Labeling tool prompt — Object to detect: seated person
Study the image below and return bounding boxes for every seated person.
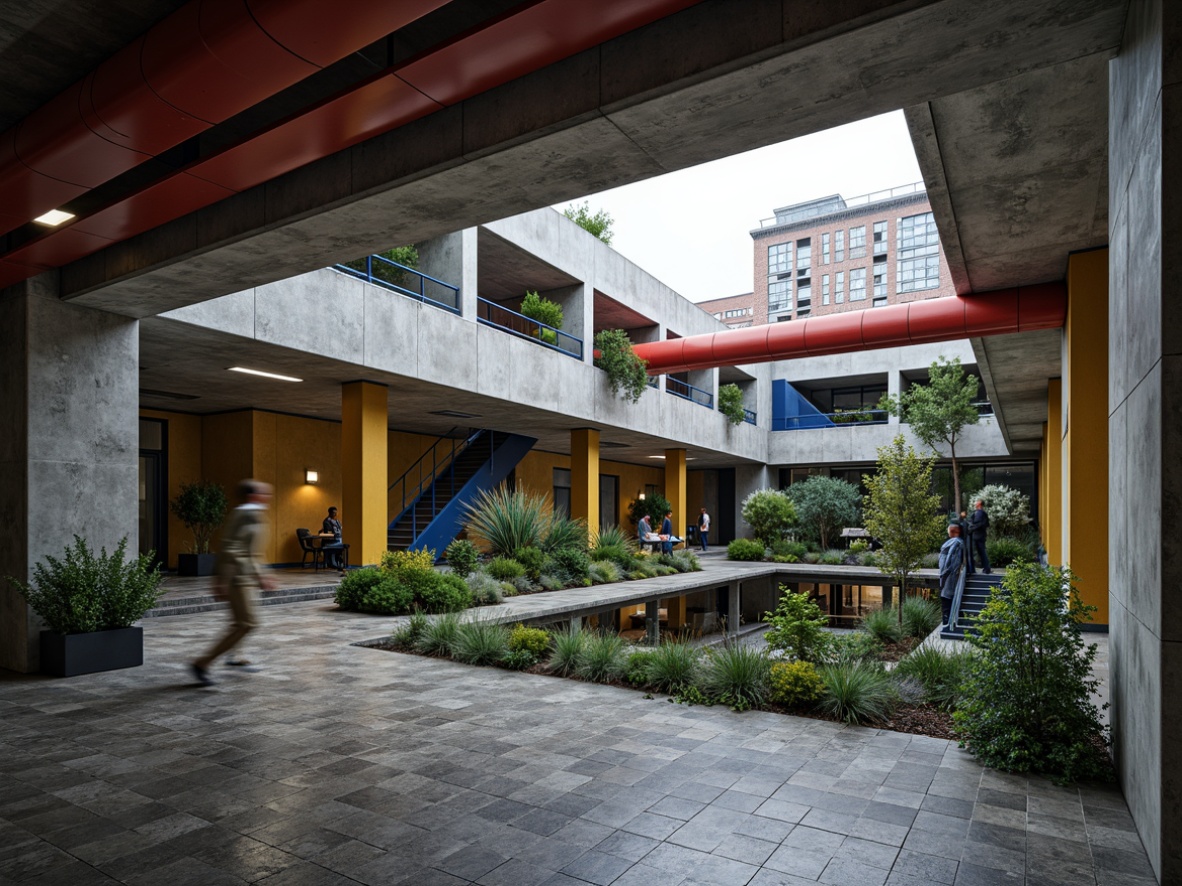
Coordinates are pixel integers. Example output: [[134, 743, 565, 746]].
[[321, 506, 346, 570], [638, 514, 653, 548]]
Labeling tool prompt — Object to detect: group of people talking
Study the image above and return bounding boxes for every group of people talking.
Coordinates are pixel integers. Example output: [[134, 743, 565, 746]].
[[937, 499, 991, 625]]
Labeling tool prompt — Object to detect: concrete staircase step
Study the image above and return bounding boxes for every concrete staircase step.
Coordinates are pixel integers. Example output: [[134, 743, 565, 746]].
[[145, 585, 339, 618]]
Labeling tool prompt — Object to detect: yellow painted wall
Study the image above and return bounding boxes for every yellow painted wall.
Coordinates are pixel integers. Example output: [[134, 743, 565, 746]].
[[140, 409, 202, 569], [515, 450, 664, 530], [201, 411, 254, 556], [272, 413, 342, 564], [342, 382, 389, 567], [1063, 250, 1108, 622]]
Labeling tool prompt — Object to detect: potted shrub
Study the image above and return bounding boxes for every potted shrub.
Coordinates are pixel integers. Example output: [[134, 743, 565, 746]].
[[718, 383, 746, 425], [521, 290, 564, 345], [9, 536, 164, 677], [170, 481, 228, 575]]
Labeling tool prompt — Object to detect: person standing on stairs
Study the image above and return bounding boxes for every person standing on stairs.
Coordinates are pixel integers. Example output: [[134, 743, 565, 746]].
[[967, 499, 991, 574], [938, 523, 965, 626]]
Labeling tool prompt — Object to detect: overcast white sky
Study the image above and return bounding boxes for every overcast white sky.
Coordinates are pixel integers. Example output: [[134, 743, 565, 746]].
[[554, 110, 922, 304]]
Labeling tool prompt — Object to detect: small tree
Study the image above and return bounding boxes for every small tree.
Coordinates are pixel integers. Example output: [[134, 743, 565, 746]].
[[627, 492, 672, 532], [787, 476, 861, 550], [863, 436, 943, 619], [563, 201, 614, 244], [879, 356, 980, 513], [764, 586, 830, 662], [741, 489, 797, 547], [521, 290, 564, 345], [594, 329, 649, 403], [717, 383, 746, 425], [169, 481, 228, 554], [954, 563, 1110, 784]]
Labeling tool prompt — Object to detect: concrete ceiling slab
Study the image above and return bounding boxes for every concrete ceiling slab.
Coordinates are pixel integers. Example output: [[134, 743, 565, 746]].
[[476, 229, 581, 301], [971, 329, 1062, 453]]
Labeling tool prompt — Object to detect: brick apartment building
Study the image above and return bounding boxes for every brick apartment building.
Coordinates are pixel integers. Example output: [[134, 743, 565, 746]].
[[701, 182, 956, 326]]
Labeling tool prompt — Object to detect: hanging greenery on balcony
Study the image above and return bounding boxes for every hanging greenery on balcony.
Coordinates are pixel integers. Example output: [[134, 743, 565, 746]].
[[521, 291, 564, 345], [718, 383, 746, 424], [594, 329, 649, 403]]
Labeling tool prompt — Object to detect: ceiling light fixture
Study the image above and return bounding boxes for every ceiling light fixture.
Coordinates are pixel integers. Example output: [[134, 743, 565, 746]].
[[33, 209, 75, 226], [228, 366, 302, 382]]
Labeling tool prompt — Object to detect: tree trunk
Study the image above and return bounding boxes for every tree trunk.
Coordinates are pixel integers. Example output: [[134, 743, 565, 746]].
[[950, 441, 961, 515]]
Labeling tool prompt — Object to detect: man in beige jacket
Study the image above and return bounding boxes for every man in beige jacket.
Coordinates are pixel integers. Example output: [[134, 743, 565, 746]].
[[191, 479, 274, 686]]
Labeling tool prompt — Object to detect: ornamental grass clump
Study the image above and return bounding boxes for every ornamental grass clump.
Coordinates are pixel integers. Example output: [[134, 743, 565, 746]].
[[451, 619, 509, 666], [416, 612, 462, 657], [645, 641, 701, 694], [894, 644, 974, 711], [549, 628, 587, 677], [390, 611, 430, 649], [953, 563, 1110, 784], [699, 644, 771, 711], [901, 595, 941, 638], [487, 556, 526, 581], [577, 633, 626, 683], [589, 561, 622, 585], [466, 570, 504, 606], [463, 486, 549, 555], [860, 607, 903, 644], [816, 661, 897, 724]]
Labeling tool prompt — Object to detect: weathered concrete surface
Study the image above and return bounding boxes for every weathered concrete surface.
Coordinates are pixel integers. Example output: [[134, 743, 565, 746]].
[[970, 328, 1064, 454]]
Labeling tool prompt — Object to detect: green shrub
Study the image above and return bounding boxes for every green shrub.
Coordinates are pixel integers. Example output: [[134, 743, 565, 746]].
[[817, 662, 897, 724], [770, 539, 808, 560], [741, 489, 797, 547], [549, 628, 586, 676], [502, 649, 539, 670], [381, 547, 436, 573], [508, 624, 550, 657], [769, 661, 825, 707], [849, 540, 870, 555], [466, 570, 504, 606], [964, 483, 1032, 536], [577, 633, 626, 683], [802, 551, 822, 564], [645, 641, 700, 694], [699, 645, 771, 711], [825, 632, 884, 666], [543, 547, 591, 584], [499, 581, 519, 597], [624, 651, 652, 686], [445, 539, 479, 578], [463, 486, 549, 555], [169, 481, 228, 554], [986, 535, 1037, 568], [360, 577, 413, 614], [818, 549, 845, 566], [452, 620, 509, 666], [763, 587, 829, 662], [417, 613, 461, 656], [718, 383, 746, 425], [670, 550, 702, 572], [539, 573, 565, 591], [334, 567, 382, 610], [894, 645, 974, 711], [860, 608, 903, 644], [590, 542, 631, 564], [511, 575, 535, 595], [406, 571, 469, 613], [954, 563, 1109, 784], [589, 561, 622, 585], [390, 611, 429, 649], [11, 535, 163, 634], [727, 538, 766, 561], [487, 556, 526, 581], [512, 545, 545, 579], [542, 515, 588, 554], [594, 328, 649, 403], [521, 290, 564, 330], [857, 550, 879, 567], [901, 596, 941, 638]]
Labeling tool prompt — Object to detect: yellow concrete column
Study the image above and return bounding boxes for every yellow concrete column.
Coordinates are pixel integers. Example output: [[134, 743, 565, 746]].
[[571, 428, 600, 534], [1063, 250, 1108, 622], [342, 382, 389, 567], [1045, 378, 1063, 567], [665, 448, 688, 629]]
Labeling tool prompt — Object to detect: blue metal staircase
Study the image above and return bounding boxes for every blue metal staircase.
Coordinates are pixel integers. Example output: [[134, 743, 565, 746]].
[[387, 429, 535, 555], [941, 572, 1005, 640]]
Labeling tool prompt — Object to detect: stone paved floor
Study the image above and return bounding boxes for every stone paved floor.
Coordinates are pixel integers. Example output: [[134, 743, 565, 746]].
[[0, 602, 1154, 886]]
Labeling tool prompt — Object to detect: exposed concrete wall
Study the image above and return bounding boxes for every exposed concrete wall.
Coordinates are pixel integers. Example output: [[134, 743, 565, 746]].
[[1108, 0, 1181, 879], [767, 417, 1007, 466], [0, 276, 138, 673], [734, 464, 771, 542]]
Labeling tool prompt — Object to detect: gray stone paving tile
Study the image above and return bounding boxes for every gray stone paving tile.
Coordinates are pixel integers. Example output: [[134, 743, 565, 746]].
[[436, 843, 509, 881], [849, 816, 910, 848], [820, 855, 890, 885], [647, 795, 707, 821], [712, 789, 764, 813], [763, 844, 833, 879], [891, 848, 959, 884], [752, 798, 809, 824], [549, 817, 616, 848], [515, 836, 589, 871], [959, 839, 1025, 874], [476, 856, 556, 886], [733, 814, 794, 844], [609, 862, 689, 886], [953, 860, 1024, 884], [748, 869, 821, 886], [834, 835, 900, 869], [620, 811, 682, 840], [711, 832, 779, 865], [254, 859, 365, 884], [797, 806, 858, 835], [595, 829, 661, 862], [1092, 844, 1157, 880], [125, 854, 247, 886], [559, 848, 634, 885]]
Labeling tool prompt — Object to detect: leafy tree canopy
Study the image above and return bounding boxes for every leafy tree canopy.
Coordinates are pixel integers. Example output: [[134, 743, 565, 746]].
[[563, 202, 615, 244], [741, 489, 797, 547], [787, 476, 862, 550]]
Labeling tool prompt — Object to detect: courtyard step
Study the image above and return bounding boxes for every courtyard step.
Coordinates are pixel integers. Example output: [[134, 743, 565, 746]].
[[144, 584, 339, 618], [940, 572, 1005, 640]]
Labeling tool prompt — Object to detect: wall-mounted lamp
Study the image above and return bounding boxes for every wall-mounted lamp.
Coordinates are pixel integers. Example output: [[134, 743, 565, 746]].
[[305, 470, 319, 484], [638, 492, 646, 501]]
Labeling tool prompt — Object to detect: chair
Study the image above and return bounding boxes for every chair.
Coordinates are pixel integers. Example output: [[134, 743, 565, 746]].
[[296, 529, 323, 570]]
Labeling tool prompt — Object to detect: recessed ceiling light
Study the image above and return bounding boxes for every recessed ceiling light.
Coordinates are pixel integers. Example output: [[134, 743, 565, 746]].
[[33, 209, 75, 226], [646, 455, 696, 461], [228, 366, 302, 382], [430, 409, 482, 418]]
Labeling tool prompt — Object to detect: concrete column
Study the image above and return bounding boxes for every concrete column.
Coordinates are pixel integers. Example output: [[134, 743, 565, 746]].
[[416, 228, 478, 320], [569, 616, 582, 634], [1107, 3, 1181, 876], [665, 448, 687, 543], [728, 581, 741, 637], [342, 381, 388, 567], [887, 370, 902, 425], [0, 276, 139, 673], [543, 283, 590, 364], [645, 599, 660, 646], [1045, 378, 1063, 565], [734, 464, 770, 538], [1063, 250, 1109, 623], [571, 428, 599, 534]]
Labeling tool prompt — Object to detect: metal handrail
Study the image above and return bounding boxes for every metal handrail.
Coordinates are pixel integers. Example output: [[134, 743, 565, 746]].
[[388, 429, 485, 541], [947, 550, 969, 633], [743, 408, 757, 425], [334, 254, 460, 314], [666, 377, 713, 408], [774, 409, 888, 430], [476, 297, 583, 359], [647, 375, 659, 388]]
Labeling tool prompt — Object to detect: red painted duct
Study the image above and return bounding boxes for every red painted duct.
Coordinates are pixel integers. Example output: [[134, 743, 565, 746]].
[[0, 0, 452, 237], [632, 283, 1067, 373]]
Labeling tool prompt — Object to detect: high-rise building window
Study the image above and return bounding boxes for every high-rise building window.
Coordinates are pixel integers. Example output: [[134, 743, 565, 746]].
[[897, 211, 940, 292], [835, 230, 845, 262], [873, 220, 889, 256], [850, 267, 867, 300], [768, 279, 792, 313], [796, 238, 811, 278], [873, 259, 888, 305], [797, 281, 811, 310], [768, 241, 793, 275], [821, 233, 830, 265], [821, 274, 830, 306], [835, 271, 845, 304], [849, 226, 867, 259]]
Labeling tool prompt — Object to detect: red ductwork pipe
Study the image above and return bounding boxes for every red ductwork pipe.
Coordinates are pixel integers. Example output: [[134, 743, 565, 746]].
[[632, 283, 1067, 374], [0, 0, 451, 237]]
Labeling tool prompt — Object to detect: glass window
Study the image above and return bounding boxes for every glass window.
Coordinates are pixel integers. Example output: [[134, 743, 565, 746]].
[[873, 220, 888, 256], [796, 281, 811, 309], [873, 259, 888, 304], [850, 267, 867, 301], [796, 238, 811, 277], [821, 232, 830, 265], [768, 279, 792, 313], [849, 225, 866, 259], [834, 229, 844, 262], [553, 468, 571, 518], [821, 274, 830, 306], [835, 271, 845, 304], [768, 241, 793, 275], [896, 212, 940, 292]]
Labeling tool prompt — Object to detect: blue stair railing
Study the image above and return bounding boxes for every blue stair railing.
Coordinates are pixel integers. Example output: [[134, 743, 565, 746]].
[[335, 254, 461, 314], [666, 377, 714, 408], [946, 556, 970, 635], [388, 429, 482, 541], [476, 297, 583, 359]]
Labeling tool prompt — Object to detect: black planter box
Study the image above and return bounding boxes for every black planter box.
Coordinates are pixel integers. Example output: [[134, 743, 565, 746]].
[[178, 553, 217, 576], [40, 627, 144, 677]]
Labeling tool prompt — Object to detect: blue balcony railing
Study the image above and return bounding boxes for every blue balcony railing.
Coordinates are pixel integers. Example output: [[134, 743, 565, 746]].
[[647, 375, 659, 389], [476, 297, 583, 360], [743, 408, 757, 425], [334, 255, 460, 314], [666, 377, 713, 409], [775, 408, 888, 430]]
